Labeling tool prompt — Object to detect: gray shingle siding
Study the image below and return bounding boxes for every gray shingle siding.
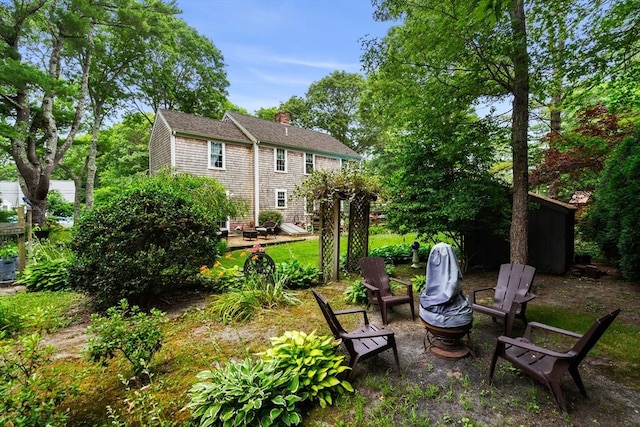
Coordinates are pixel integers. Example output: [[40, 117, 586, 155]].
[[149, 113, 172, 173], [149, 109, 360, 226]]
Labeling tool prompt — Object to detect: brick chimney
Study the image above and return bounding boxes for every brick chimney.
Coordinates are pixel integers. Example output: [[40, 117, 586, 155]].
[[274, 111, 291, 125]]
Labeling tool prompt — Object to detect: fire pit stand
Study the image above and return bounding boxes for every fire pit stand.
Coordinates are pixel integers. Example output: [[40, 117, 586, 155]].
[[421, 320, 475, 359]]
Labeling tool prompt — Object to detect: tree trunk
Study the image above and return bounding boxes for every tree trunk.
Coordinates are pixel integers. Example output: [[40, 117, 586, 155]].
[[509, 0, 530, 265], [86, 101, 103, 211]]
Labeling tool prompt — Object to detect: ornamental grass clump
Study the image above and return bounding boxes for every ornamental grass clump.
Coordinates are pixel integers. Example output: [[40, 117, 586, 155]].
[[261, 330, 354, 407], [210, 272, 300, 324]]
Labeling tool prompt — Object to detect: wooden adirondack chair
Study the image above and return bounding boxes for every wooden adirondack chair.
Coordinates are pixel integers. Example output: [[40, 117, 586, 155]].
[[311, 289, 400, 378], [469, 263, 536, 335], [489, 308, 620, 413], [359, 257, 415, 325]]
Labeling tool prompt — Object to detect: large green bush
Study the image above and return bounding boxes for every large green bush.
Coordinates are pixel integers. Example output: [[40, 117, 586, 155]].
[[258, 209, 283, 225], [585, 131, 640, 281], [68, 173, 245, 309]]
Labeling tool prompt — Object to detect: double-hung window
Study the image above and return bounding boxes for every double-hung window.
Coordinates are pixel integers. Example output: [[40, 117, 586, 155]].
[[209, 141, 225, 169], [275, 148, 287, 172], [304, 153, 315, 175], [275, 189, 287, 208]]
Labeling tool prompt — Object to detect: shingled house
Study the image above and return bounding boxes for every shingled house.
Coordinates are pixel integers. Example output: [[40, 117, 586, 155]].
[[149, 109, 360, 231]]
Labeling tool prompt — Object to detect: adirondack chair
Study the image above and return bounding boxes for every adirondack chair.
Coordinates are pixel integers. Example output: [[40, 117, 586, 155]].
[[311, 289, 400, 378], [359, 257, 415, 325], [489, 308, 620, 413], [469, 263, 536, 335]]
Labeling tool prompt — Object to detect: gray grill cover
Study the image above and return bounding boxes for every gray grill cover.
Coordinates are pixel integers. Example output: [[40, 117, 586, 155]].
[[419, 243, 473, 327]]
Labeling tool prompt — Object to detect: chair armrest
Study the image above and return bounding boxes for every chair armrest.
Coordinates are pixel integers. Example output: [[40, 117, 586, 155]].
[[524, 321, 583, 340], [497, 335, 578, 359], [362, 282, 379, 293], [342, 329, 395, 340], [334, 307, 369, 324], [471, 304, 507, 319], [334, 307, 366, 316]]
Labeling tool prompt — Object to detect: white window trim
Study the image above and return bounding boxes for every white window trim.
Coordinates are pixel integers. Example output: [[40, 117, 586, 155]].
[[304, 152, 315, 175], [274, 148, 288, 173], [304, 197, 315, 215], [275, 189, 288, 209], [208, 140, 226, 170]]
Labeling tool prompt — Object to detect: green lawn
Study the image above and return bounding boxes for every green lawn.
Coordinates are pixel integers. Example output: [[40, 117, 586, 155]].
[[217, 233, 422, 269]]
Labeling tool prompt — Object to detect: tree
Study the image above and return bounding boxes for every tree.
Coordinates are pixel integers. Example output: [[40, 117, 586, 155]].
[[366, 0, 531, 263], [530, 104, 634, 199], [0, 0, 96, 224], [130, 16, 229, 120], [585, 130, 640, 281], [278, 72, 382, 153]]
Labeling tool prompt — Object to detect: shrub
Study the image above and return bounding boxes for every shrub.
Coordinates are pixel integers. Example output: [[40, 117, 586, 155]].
[[187, 358, 302, 427], [585, 131, 640, 280], [0, 333, 76, 427], [68, 173, 238, 309], [261, 330, 353, 407], [258, 209, 283, 226], [275, 259, 320, 289], [86, 299, 166, 382], [46, 190, 74, 217]]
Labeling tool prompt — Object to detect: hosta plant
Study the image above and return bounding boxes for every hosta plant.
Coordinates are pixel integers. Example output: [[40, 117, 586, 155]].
[[411, 274, 427, 294], [187, 358, 302, 427], [343, 279, 368, 305], [274, 259, 319, 289], [261, 330, 353, 407]]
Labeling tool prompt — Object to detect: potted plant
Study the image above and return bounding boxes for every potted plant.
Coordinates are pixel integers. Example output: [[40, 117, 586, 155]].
[[0, 242, 18, 281]]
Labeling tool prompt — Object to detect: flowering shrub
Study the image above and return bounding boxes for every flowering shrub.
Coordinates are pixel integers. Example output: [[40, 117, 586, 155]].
[[198, 252, 246, 292]]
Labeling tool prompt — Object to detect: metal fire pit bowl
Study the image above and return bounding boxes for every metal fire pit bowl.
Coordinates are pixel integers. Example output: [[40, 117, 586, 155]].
[[421, 319, 475, 359]]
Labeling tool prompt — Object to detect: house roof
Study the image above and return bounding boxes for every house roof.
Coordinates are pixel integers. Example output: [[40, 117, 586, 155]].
[[528, 192, 577, 211], [224, 111, 361, 159], [158, 109, 252, 144]]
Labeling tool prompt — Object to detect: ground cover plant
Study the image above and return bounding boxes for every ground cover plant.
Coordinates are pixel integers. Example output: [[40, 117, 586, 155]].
[[0, 236, 638, 425]]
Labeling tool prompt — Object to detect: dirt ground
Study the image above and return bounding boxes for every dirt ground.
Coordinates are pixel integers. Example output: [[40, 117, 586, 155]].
[[336, 263, 640, 426], [38, 262, 640, 426]]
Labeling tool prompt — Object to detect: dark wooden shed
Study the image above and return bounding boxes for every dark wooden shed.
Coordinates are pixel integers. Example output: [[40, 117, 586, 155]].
[[464, 192, 577, 275]]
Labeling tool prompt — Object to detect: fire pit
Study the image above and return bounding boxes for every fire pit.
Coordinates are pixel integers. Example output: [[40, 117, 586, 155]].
[[421, 319, 474, 359], [418, 243, 474, 359]]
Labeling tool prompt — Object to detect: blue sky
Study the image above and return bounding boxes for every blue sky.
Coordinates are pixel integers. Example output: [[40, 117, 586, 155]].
[[176, 0, 395, 115]]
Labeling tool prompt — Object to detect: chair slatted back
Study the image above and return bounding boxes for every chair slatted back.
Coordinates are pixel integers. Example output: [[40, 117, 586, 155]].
[[494, 264, 536, 310], [312, 289, 346, 338], [571, 308, 621, 365], [359, 257, 392, 298]]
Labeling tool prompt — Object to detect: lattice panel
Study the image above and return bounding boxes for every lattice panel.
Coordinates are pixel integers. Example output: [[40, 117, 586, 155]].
[[346, 196, 370, 273], [319, 200, 337, 282]]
